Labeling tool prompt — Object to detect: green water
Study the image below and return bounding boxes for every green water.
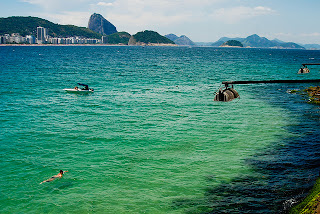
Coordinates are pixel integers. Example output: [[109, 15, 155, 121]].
[[1, 46, 320, 213]]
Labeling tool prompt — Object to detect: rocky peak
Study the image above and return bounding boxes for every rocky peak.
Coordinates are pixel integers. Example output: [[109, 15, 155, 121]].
[[165, 34, 179, 41], [88, 13, 117, 35], [165, 34, 195, 46]]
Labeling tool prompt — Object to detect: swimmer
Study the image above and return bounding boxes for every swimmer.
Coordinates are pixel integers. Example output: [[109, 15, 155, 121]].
[[40, 170, 68, 184]]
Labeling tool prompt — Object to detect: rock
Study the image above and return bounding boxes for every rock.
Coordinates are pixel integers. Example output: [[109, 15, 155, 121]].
[[128, 35, 138, 45], [88, 13, 117, 35]]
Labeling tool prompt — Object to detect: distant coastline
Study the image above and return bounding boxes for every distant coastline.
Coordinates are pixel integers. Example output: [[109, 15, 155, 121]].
[[0, 44, 310, 50]]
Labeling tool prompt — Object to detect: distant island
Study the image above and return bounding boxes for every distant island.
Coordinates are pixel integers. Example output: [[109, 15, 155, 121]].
[[211, 34, 305, 49], [220, 40, 243, 47]]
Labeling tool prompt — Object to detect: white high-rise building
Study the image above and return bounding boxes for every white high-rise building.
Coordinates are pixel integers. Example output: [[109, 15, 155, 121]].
[[37, 26, 47, 44], [26, 35, 36, 44]]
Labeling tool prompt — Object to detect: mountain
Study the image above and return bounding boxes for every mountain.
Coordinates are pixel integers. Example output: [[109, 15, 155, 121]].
[[278, 42, 305, 49], [0, 16, 102, 38], [221, 40, 243, 47], [272, 38, 285, 43], [211, 37, 244, 46], [88, 13, 117, 36], [165, 34, 195, 46], [212, 34, 305, 49], [105, 32, 131, 45], [302, 44, 320, 50], [211, 40, 226, 47], [165, 34, 179, 41], [128, 30, 175, 45], [243, 34, 276, 47]]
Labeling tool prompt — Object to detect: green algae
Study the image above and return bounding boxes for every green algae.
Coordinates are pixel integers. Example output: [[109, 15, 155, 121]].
[[304, 86, 320, 104], [289, 86, 320, 105], [290, 178, 320, 214]]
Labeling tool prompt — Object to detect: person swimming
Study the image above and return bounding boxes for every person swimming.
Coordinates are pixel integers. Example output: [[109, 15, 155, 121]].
[[40, 170, 68, 184]]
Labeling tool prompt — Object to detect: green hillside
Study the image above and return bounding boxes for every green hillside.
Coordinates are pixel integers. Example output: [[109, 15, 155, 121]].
[[0, 16, 102, 39], [221, 40, 243, 47], [131, 30, 175, 44], [106, 32, 131, 44]]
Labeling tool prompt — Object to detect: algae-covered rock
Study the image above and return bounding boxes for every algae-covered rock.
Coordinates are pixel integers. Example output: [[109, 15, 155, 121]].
[[290, 178, 320, 214], [304, 86, 320, 104]]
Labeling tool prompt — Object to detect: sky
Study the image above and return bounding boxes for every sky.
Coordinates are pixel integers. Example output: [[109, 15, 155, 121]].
[[1, 0, 320, 44]]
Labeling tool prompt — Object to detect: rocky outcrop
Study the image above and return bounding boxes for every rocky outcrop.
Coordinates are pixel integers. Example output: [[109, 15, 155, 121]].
[[87, 13, 117, 35], [128, 35, 138, 45]]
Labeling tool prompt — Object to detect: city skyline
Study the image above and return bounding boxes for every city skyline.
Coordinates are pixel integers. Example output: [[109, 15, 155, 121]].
[[1, 0, 320, 44], [0, 24, 104, 45]]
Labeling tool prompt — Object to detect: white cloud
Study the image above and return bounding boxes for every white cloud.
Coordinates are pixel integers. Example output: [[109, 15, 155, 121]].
[[97, 2, 113, 7], [19, 0, 278, 41], [21, 0, 201, 27], [44, 11, 92, 26], [301, 32, 320, 37], [21, 0, 97, 11], [212, 6, 276, 24], [20, 0, 228, 29], [21, 0, 51, 9]]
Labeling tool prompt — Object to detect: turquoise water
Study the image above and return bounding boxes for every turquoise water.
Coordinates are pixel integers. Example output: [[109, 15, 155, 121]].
[[1, 46, 320, 213]]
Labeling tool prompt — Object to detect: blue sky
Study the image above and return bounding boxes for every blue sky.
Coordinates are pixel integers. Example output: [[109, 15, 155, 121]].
[[1, 0, 320, 44]]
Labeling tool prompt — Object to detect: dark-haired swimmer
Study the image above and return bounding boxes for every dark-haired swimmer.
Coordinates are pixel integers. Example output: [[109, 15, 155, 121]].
[[40, 170, 68, 184]]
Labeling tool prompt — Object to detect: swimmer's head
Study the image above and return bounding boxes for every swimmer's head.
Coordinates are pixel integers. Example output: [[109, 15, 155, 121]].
[[60, 170, 63, 174]]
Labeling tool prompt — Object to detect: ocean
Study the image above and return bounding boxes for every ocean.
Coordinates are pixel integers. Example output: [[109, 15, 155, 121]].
[[1, 46, 320, 213]]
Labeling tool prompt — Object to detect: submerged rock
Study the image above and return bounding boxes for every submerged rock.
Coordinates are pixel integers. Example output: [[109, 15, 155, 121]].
[[304, 86, 320, 104], [287, 86, 320, 104]]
